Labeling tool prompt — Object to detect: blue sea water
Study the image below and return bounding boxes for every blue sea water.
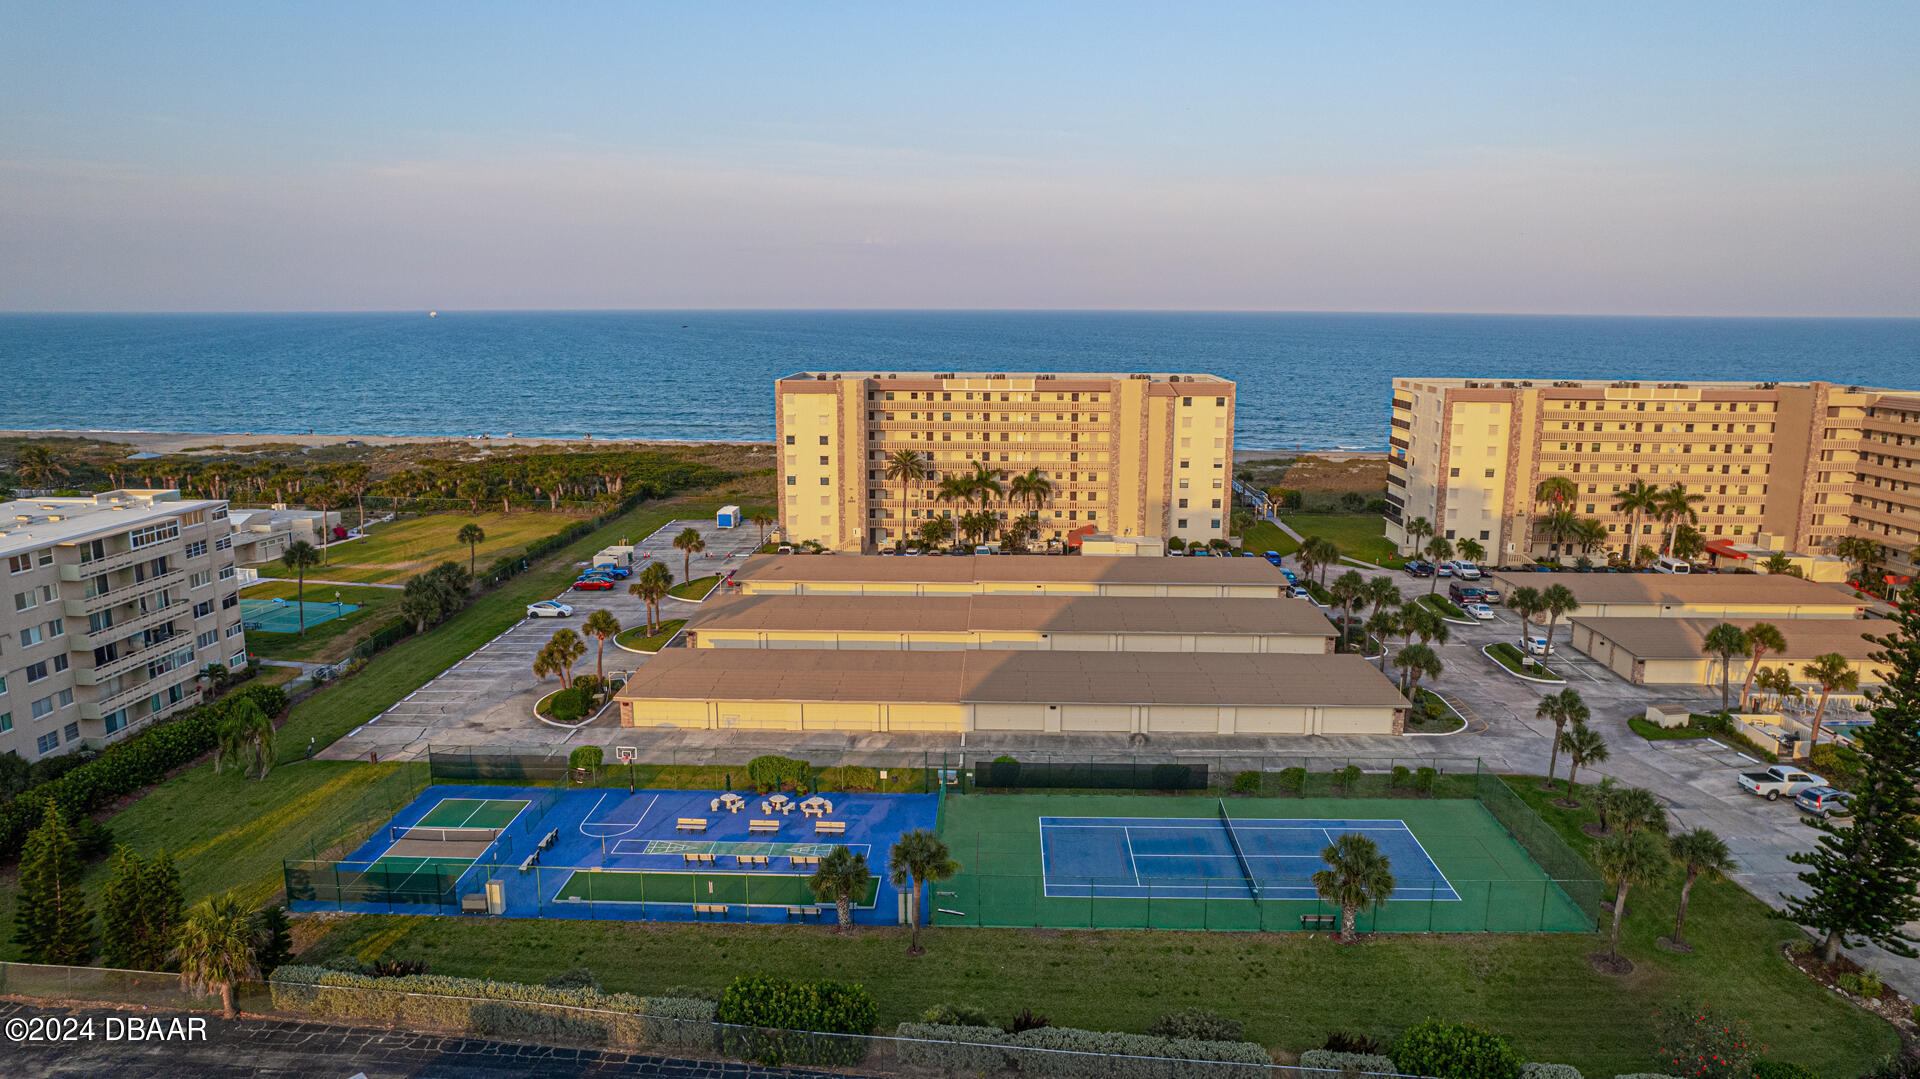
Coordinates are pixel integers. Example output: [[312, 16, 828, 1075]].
[[2, 311, 1916, 450]]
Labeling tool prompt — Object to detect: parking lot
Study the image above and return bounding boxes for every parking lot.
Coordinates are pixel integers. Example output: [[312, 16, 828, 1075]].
[[319, 517, 763, 762]]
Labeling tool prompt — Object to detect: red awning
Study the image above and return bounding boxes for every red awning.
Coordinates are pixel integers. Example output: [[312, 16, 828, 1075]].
[[1704, 540, 1747, 560]]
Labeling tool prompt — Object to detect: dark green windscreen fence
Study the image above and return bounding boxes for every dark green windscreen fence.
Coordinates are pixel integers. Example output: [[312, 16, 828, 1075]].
[[973, 759, 1210, 790], [428, 746, 570, 782]]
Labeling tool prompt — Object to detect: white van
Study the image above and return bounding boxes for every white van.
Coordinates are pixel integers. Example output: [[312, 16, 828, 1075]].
[[1652, 556, 1691, 574]]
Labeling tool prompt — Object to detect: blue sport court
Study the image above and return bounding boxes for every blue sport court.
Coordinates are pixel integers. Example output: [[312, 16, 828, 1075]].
[[1040, 812, 1458, 902]]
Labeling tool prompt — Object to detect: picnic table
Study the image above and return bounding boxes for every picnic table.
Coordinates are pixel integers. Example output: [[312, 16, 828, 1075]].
[[800, 796, 834, 818]]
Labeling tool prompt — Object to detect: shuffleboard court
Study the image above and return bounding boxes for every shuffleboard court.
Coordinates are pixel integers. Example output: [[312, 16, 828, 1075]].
[[615, 839, 863, 859], [555, 868, 880, 907]]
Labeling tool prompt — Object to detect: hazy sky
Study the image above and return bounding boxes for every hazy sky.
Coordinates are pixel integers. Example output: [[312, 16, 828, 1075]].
[[3, 2, 1917, 314]]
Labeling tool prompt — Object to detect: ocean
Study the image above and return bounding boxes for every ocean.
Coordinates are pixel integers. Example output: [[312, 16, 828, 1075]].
[[3, 311, 1916, 450]]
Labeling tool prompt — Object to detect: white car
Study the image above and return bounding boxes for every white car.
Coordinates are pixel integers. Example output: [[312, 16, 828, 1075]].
[[1467, 602, 1495, 620], [1444, 560, 1483, 580], [1524, 633, 1553, 655], [526, 600, 574, 618]]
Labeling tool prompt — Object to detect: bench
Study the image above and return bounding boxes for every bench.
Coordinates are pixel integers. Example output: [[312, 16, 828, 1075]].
[[682, 852, 717, 866], [786, 905, 823, 921], [1300, 913, 1338, 930], [789, 855, 819, 869], [738, 854, 770, 868], [676, 818, 708, 833], [460, 893, 488, 914], [694, 903, 728, 919], [814, 820, 846, 836], [540, 829, 558, 851], [748, 819, 780, 834], [519, 853, 538, 874]]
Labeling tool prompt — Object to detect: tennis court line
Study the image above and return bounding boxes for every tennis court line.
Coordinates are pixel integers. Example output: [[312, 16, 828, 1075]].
[[1123, 827, 1141, 887]]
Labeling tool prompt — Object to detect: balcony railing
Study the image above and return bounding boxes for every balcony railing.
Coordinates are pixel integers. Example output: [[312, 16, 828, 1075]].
[[73, 597, 183, 653], [63, 568, 185, 618], [77, 631, 189, 685], [57, 536, 182, 581]]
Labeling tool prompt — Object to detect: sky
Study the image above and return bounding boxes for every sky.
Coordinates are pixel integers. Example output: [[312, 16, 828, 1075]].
[[2, 1, 1917, 315]]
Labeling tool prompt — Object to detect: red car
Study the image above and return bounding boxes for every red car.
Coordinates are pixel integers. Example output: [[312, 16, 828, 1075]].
[[571, 578, 614, 591]]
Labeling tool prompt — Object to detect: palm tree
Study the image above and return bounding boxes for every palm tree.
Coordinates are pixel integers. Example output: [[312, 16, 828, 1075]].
[[583, 609, 620, 687], [888, 829, 959, 956], [172, 892, 265, 1018], [934, 475, 974, 514], [1610, 481, 1659, 564], [1572, 518, 1608, 556], [456, 523, 486, 576], [1295, 538, 1324, 585], [673, 527, 706, 582], [1701, 623, 1750, 714], [1329, 570, 1367, 652], [1558, 722, 1609, 799], [1760, 552, 1798, 577], [1539, 584, 1579, 654], [1363, 576, 1403, 619], [1535, 509, 1580, 557], [1801, 653, 1860, 746], [808, 846, 872, 932], [1737, 623, 1787, 711], [1008, 467, 1054, 512], [1656, 483, 1705, 557], [1364, 609, 1400, 669], [965, 462, 1004, 508], [1393, 643, 1442, 697], [1593, 829, 1669, 961], [1536, 688, 1590, 788], [1610, 787, 1669, 838], [1004, 512, 1043, 552], [1754, 665, 1804, 714], [1835, 536, 1885, 595], [1455, 537, 1485, 565], [278, 541, 322, 637], [1534, 476, 1578, 554], [1590, 775, 1621, 833], [628, 565, 671, 635], [749, 511, 777, 550], [884, 450, 930, 550], [918, 516, 955, 551], [1507, 586, 1544, 640], [1403, 516, 1434, 558], [1423, 537, 1454, 595], [1667, 828, 1735, 950], [306, 485, 341, 564], [14, 445, 69, 489], [1304, 537, 1341, 586], [534, 628, 588, 687], [1311, 833, 1397, 943], [213, 698, 275, 780]]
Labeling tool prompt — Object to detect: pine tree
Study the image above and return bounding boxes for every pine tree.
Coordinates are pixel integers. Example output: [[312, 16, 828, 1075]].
[[12, 806, 94, 964], [254, 905, 293, 975], [1784, 583, 1920, 962], [142, 850, 186, 970], [99, 846, 146, 968]]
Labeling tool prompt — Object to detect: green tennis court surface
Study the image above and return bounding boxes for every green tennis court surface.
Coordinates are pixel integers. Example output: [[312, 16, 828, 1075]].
[[237, 597, 360, 633], [416, 797, 528, 830], [556, 869, 879, 907], [617, 839, 858, 858]]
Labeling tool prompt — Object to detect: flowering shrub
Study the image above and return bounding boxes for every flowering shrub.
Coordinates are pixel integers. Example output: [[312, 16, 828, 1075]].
[[1652, 1003, 1761, 1079]]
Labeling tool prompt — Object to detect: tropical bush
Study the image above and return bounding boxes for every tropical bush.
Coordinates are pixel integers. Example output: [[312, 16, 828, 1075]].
[[1652, 1003, 1758, 1079], [1231, 770, 1261, 795], [919, 1003, 995, 1027], [715, 973, 876, 1066], [1299, 1048, 1397, 1072], [1390, 1018, 1525, 1079], [568, 746, 603, 771], [1415, 766, 1438, 795], [1146, 1009, 1242, 1042], [1390, 765, 1412, 789], [544, 967, 602, 992], [1278, 767, 1306, 796], [545, 687, 590, 723], [746, 755, 811, 794]]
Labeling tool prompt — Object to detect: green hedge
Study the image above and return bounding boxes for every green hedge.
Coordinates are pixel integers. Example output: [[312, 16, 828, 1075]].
[[268, 966, 715, 1050], [746, 755, 810, 794], [893, 1021, 1274, 1078], [1299, 1049, 1397, 1073], [716, 973, 877, 1067], [1391, 1018, 1524, 1079], [1520, 1065, 1585, 1079], [0, 682, 288, 863]]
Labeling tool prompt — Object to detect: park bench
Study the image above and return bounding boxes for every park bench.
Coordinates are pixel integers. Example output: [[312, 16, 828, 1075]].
[[518, 853, 537, 873], [540, 829, 559, 850], [748, 819, 780, 834], [789, 855, 819, 869], [814, 821, 846, 836], [1300, 913, 1338, 930], [460, 893, 487, 914], [694, 904, 728, 919], [676, 818, 708, 833], [738, 854, 770, 867], [786, 906, 823, 921], [682, 853, 716, 866]]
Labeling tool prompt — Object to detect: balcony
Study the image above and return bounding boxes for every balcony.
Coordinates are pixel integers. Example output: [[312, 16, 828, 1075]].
[[77, 629, 190, 685], [57, 536, 182, 581], [73, 597, 182, 652], [64, 568, 185, 618]]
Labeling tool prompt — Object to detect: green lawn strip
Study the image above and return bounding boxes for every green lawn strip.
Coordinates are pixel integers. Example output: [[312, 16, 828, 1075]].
[[1279, 513, 1402, 567], [275, 497, 732, 760], [1406, 688, 1463, 733], [0, 761, 422, 963], [240, 582, 404, 663], [669, 576, 720, 601], [1486, 641, 1564, 681], [1419, 592, 1469, 619], [1627, 715, 1711, 742], [1239, 520, 1298, 558], [266, 510, 598, 584], [554, 869, 874, 907], [614, 619, 687, 652]]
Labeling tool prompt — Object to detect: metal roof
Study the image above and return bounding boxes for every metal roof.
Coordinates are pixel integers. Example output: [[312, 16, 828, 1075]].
[[685, 593, 1333, 637], [733, 553, 1287, 586]]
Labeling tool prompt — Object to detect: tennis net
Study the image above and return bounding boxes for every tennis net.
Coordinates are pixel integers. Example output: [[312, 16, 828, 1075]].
[[1217, 799, 1260, 899], [391, 825, 503, 844]]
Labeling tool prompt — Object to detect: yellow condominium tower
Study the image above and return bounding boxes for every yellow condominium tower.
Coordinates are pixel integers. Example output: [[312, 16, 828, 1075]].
[[775, 371, 1236, 552], [1387, 378, 1920, 578]]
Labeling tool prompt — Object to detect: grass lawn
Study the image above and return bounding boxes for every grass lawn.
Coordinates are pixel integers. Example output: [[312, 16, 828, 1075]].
[[240, 580, 404, 663], [295, 777, 1896, 1076], [1486, 641, 1564, 682], [669, 575, 720, 601], [614, 619, 686, 652], [1240, 520, 1298, 559], [1280, 513, 1401, 567], [257, 510, 593, 584], [1419, 592, 1470, 620], [1628, 716, 1713, 742]]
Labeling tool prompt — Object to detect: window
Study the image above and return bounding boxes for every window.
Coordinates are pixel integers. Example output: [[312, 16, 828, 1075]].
[[818, 477, 829, 486], [13, 590, 35, 612], [210, 506, 227, 521], [0, 712, 9, 732], [36, 732, 58, 755], [52, 655, 67, 674], [189, 570, 211, 589], [184, 539, 208, 558], [1178, 498, 1188, 509], [214, 535, 231, 551], [1479, 530, 1490, 540], [129, 521, 180, 549], [31, 696, 54, 720], [226, 623, 243, 638], [786, 476, 797, 485], [1449, 467, 1460, 477], [197, 630, 219, 648], [57, 689, 72, 709], [103, 709, 126, 735], [1176, 519, 1188, 529], [19, 626, 43, 648], [220, 593, 238, 610], [193, 600, 214, 618], [818, 435, 829, 445], [45, 619, 62, 639], [6, 554, 31, 574], [1484, 469, 1495, 478], [818, 456, 829, 465], [25, 661, 48, 683]]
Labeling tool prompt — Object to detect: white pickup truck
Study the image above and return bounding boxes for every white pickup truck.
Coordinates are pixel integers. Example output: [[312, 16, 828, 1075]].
[[1738, 765, 1827, 801]]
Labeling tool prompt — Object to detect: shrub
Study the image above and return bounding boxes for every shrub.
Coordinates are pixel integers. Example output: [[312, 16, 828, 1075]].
[[1786, 937, 1813, 957], [1004, 1025, 1273, 1078], [919, 1003, 994, 1027], [715, 973, 876, 1067], [1652, 1003, 1758, 1079], [1167, 537, 1186, 552], [1146, 1009, 1242, 1042], [1836, 971, 1884, 999], [1005, 1007, 1051, 1033], [1390, 1018, 1524, 1079], [895, 1023, 1014, 1074], [745, 756, 811, 795], [1231, 770, 1261, 795], [1751, 1062, 1820, 1079], [1300, 1049, 1397, 1073], [546, 687, 590, 723], [1390, 765, 1411, 790], [1520, 1065, 1584, 1079], [369, 959, 430, 978], [70, 816, 115, 861], [1414, 766, 1437, 795], [269, 966, 716, 1050], [1808, 743, 1864, 791], [1334, 765, 1363, 792], [1278, 767, 1306, 796], [1323, 1032, 1383, 1054], [568, 746, 603, 771], [544, 967, 601, 992]]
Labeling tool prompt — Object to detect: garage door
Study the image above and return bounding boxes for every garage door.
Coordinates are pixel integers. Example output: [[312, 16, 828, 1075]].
[[1193, 636, 1253, 653], [1060, 705, 1131, 732], [802, 704, 881, 731], [1320, 708, 1395, 735], [887, 704, 965, 732], [1232, 707, 1311, 734], [971, 703, 1044, 731], [1145, 706, 1219, 733]]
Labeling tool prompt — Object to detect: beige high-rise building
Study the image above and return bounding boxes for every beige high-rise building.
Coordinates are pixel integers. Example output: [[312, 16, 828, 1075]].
[[775, 371, 1235, 552], [0, 490, 247, 761], [1386, 378, 1920, 579]]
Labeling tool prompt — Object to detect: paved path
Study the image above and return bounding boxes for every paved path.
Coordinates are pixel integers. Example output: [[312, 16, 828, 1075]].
[[3, 1002, 839, 1079]]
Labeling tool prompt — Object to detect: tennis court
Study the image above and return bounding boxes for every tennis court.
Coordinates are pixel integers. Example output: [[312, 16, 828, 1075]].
[[238, 596, 359, 633]]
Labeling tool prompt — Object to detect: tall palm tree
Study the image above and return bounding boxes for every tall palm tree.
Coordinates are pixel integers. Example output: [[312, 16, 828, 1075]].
[[918, 516, 955, 551], [672, 527, 706, 582], [1801, 653, 1860, 746], [1329, 570, 1368, 652], [14, 445, 69, 489], [1533, 477, 1578, 555], [1835, 536, 1885, 595], [1754, 665, 1804, 714], [1536, 509, 1580, 556], [1507, 585, 1544, 641], [889, 829, 960, 956], [807, 846, 873, 932], [1455, 538, 1485, 565], [306, 485, 342, 564], [1364, 609, 1400, 669], [456, 523, 486, 576], [214, 698, 276, 780], [1667, 828, 1735, 950], [749, 511, 777, 550], [1305, 537, 1340, 586], [1538, 583, 1579, 654], [1311, 833, 1397, 943], [629, 563, 672, 635], [1656, 483, 1705, 557], [1363, 575, 1403, 619], [279, 541, 322, 637], [1393, 643, 1442, 697], [965, 462, 1004, 508], [1610, 787, 1669, 838], [1536, 688, 1590, 789], [1610, 480, 1659, 564], [1760, 552, 1798, 577], [884, 450, 930, 550], [1572, 518, 1608, 555], [534, 628, 588, 687], [1701, 623, 1750, 714], [1737, 623, 1787, 712], [1559, 723, 1609, 799], [934, 475, 974, 513], [583, 609, 621, 687], [1423, 537, 1454, 594], [1008, 467, 1054, 512], [1403, 516, 1434, 559], [1593, 830, 1669, 961], [172, 892, 265, 1018]]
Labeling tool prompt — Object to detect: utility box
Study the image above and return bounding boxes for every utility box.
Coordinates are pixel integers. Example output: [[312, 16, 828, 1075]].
[[717, 505, 741, 528], [485, 878, 506, 915]]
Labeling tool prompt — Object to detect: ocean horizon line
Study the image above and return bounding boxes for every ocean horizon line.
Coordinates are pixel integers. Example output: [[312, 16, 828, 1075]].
[[3, 308, 1918, 321]]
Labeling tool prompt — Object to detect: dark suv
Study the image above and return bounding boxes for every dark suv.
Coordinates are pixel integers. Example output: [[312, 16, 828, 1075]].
[[1404, 560, 1434, 578]]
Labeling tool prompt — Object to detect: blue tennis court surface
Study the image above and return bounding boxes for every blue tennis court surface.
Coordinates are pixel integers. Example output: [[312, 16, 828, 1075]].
[[1040, 815, 1459, 901]]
